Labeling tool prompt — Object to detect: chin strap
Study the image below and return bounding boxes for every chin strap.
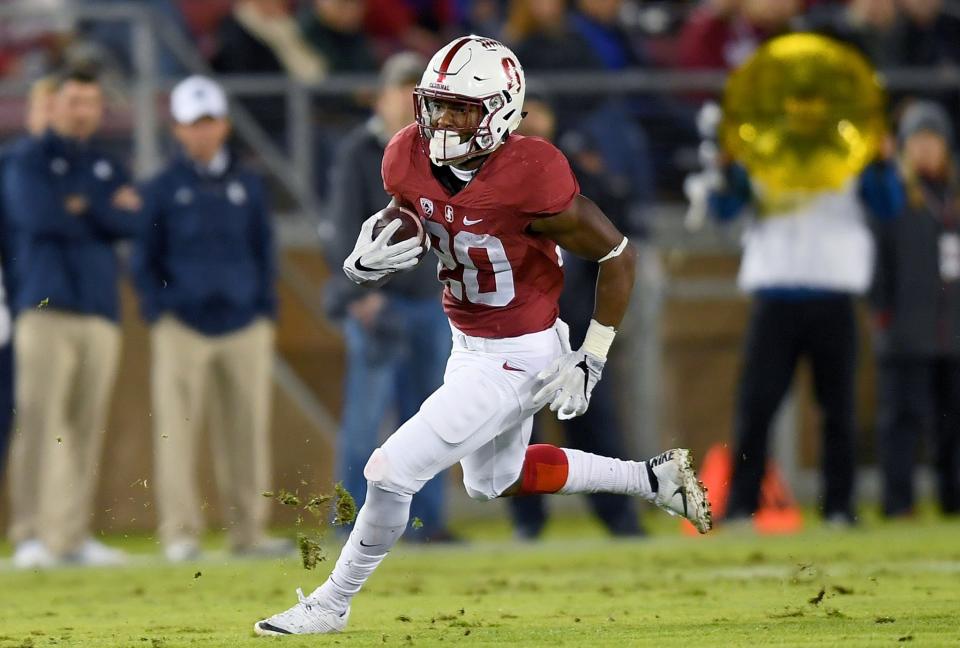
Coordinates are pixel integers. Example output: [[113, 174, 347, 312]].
[[429, 129, 473, 165]]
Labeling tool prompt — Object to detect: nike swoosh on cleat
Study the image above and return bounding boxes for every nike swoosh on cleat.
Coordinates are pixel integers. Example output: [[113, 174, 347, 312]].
[[463, 217, 483, 226], [673, 486, 688, 517], [358, 539, 382, 548], [502, 361, 524, 372], [257, 622, 292, 635]]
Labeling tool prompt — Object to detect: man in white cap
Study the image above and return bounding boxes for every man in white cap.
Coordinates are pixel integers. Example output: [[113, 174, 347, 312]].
[[133, 75, 288, 562]]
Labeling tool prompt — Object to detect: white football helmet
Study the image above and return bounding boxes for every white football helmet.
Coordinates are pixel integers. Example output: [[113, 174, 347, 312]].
[[414, 35, 526, 166]]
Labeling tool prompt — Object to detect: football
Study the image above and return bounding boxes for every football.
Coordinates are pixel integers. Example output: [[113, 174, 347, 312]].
[[372, 205, 428, 261]]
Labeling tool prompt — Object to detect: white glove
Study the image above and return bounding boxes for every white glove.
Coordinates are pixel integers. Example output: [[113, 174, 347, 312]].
[[533, 320, 606, 420], [343, 214, 425, 284]]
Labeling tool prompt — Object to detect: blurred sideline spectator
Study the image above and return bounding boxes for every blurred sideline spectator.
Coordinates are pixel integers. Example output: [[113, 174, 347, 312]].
[[322, 53, 458, 543], [3, 68, 141, 568], [799, 0, 901, 67], [898, 0, 960, 67], [211, 0, 326, 145], [504, 0, 602, 72], [705, 115, 904, 526], [133, 76, 287, 562], [508, 95, 644, 539], [459, 0, 505, 36], [363, 0, 458, 58], [0, 77, 55, 480], [871, 100, 960, 518], [571, 0, 649, 69], [0, 0, 74, 79], [300, 0, 378, 74], [177, 0, 233, 60], [299, 0, 382, 196], [559, 0, 695, 195], [677, 0, 800, 70], [76, 0, 190, 77], [0, 252, 8, 481], [573, 100, 654, 217], [212, 0, 326, 81]]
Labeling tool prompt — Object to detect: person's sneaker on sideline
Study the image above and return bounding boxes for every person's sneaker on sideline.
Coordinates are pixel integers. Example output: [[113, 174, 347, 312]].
[[165, 539, 201, 563], [232, 536, 296, 559], [66, 538, 128, 567], [12, 539, 59, 570]]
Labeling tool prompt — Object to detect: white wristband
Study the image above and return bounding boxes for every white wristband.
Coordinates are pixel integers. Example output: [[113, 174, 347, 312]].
[[582, 319, 616, 359], [598, 236, 629, 263]]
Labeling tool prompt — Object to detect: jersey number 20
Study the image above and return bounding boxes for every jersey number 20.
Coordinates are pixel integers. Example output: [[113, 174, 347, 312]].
[[424, 221, 515, 307]]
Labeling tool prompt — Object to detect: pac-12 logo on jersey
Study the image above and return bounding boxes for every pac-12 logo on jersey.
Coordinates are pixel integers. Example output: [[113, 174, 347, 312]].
[[419, 197, 434, 218], [445, 204, 454, 223]]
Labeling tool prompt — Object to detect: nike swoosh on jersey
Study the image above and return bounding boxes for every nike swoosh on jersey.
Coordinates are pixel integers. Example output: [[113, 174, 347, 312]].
[[462, 217, 483, 226], [502, 361, 524, 372], [358, 539, 382, 548]]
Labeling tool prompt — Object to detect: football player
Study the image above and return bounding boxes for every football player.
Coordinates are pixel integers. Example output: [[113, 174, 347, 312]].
[[255, 35, 711, 636]]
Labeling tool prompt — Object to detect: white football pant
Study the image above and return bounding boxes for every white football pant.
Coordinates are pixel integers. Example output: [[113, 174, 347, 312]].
[[364, 320, 566, 500]]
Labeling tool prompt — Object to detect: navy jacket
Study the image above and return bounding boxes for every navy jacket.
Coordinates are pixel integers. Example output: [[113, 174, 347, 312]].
[[132, 153, 277, 336], [0, 140, 21, 308], [871, 174, 960, 357], [1, 130, 138, 321]]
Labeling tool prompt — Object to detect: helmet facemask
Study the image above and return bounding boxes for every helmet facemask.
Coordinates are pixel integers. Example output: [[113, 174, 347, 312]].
[[414, 88, 511, 166]]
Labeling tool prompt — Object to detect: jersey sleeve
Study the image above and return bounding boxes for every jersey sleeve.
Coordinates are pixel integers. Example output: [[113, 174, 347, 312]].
[[513, 137, 580, 216], [381, 123, 418, 199]]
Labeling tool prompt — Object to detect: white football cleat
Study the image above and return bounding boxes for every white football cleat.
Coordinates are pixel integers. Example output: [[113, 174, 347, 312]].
[[254, 588, 350, 636], [12, 539, 59, 570], [647, 448, 712, 534]]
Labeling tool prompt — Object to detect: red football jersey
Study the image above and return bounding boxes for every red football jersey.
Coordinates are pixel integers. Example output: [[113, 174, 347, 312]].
[[382, 124, 580, 338]]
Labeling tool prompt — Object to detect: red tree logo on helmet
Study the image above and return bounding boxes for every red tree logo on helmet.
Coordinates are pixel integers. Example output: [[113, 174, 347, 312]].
[[501, 58, 521, 93]]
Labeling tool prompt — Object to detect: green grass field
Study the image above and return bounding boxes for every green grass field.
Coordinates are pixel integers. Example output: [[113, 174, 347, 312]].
[[1, 511, 959, 648]]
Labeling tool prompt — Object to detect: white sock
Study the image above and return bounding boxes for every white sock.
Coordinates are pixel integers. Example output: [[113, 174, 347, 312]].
[[557, 448, 655, 499], [310, 484, 411, 613]]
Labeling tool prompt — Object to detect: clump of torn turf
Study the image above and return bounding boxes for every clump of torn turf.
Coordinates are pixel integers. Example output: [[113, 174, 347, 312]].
[[262, 489, 300, 507], [298, 533, 325, 570], [263, 482, 357, 570], [411, 517, 424, 530], [304, 493, 333, 517], [332, 482, 357, 526]]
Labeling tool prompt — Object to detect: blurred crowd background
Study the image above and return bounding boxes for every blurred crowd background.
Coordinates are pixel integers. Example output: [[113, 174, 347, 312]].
[[1, 0, 960, 566]]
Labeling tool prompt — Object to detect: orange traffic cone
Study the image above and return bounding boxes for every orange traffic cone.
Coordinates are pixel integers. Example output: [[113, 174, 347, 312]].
[[681, 444, 803, 535], [753, 462, 803, 534]]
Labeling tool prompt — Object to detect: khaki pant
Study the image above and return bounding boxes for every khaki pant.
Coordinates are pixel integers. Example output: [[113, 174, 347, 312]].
[[7, 310, 121, 555], [151, 316, 274, 550]]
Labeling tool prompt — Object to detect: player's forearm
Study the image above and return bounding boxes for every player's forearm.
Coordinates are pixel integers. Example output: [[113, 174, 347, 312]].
[[591, 241, 637, 329]]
